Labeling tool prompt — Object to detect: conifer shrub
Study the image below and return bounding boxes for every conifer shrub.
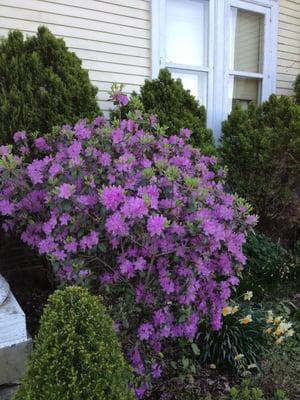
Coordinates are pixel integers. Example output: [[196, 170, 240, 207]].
[[294, 74, 300, 105], [219, 94, 300, 245], [0, 26, 100, 143], [13, 286, 133, 400], [119, 69, 215, 154]]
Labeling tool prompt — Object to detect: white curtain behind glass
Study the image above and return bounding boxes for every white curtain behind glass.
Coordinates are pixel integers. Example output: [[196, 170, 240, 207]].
[[166, 0, 208, 66]]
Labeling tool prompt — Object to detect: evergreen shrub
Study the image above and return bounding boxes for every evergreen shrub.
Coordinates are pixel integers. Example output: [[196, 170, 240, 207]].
[[13, 286, 133, 400], [0, 26, 100, 143], [121, 69, 215, 154], [219, 94, 300, 244]]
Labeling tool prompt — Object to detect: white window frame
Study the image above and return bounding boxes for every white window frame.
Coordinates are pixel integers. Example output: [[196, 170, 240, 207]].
[[151, 0, 279, 140]]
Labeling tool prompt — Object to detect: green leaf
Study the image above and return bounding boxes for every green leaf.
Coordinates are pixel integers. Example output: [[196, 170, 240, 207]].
[[191, 343, 201, 356]]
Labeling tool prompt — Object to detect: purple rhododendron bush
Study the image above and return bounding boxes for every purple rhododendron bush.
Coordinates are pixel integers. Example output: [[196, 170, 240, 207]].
[[0, 92, 257, 398]]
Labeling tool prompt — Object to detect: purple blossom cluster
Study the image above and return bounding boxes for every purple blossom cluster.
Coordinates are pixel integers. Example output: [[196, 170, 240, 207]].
[[0, 103, 256, 397]]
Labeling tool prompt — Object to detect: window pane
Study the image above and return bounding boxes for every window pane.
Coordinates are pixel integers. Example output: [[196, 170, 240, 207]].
[[170, 69, 208, 106], [166, 0, 208, 66], [229, 76, 261, 110], [230, 8, 264, 73]]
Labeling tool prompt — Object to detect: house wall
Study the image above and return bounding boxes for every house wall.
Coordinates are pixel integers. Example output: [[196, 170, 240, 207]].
[[0, 0, 300, 105], [0, 0, 152, 113], [277, 0, 300, 96]]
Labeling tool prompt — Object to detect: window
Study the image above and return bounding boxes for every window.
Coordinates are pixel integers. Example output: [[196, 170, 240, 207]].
[[152, 0, 278, 138], [163, 0, 210, 106]]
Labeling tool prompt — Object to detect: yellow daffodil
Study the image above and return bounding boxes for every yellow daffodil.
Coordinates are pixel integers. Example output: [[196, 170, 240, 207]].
[[222, 306, 232, 316], [274, 316, 283, 324], [275, 321, 292, 336], [286, 329, 295, 337], [275, 337, 284, 345], [265, 327, 273, 334], [240, 314, 252, 325], [232, 306, 239, 314], [234, 353, 244, 361], [244, 291, 253, 301], [240, 315, 252, 325]]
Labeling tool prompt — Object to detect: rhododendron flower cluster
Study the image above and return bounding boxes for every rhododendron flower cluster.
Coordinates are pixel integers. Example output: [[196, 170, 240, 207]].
[[0, 96, 256, 397]]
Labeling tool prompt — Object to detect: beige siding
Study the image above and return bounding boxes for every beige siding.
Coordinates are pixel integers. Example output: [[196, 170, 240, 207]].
[[277, 0, 300, 96], [0, 0, 151, 112]]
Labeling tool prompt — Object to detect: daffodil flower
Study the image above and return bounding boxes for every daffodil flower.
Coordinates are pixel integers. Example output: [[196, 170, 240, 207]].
[[222, 306, 232, 316], [244, 291, 253, 301], [240, 315, 252, 325]]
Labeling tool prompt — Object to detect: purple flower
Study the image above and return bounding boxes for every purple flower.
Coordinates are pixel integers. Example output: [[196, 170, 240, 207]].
[[0, 200, 14, 215], [60, 213, 71, 225], [38, 237, 56, 254], [27, 160, 45, 184], [67, 140, 82, 160], [99, 152, 111, 167], [64, 241, 77, 253], [180, 128, 191, 139], [0, 145, 10, 156], [149, 114, 157, 127], [147, 215, 167, 237], [105, 213, 128, 237], [77, 195, 98, 206], [120, 260, 134, 276], [58, 183, 75, 199], [101, 186, 125, 211], [138, 323, 154, 341], [151, 362, 162, 379], [49, 163, 61, 177], [246, 214, 258, 225], [34, 137, 50, 151], [80, 231, 99, 250], [74, 121, 91, 140], [121, 197, 148, 219], [115, 93, 129, 106], [111, 128, 124, 144], [13, 131, 27, 143]]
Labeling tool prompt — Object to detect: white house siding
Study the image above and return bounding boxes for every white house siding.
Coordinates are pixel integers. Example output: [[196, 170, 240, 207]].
[[0, 0, 152, 113], [277, 0, 300, 96]]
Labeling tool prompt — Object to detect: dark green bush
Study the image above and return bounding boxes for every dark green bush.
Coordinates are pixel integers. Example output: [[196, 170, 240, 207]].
[[0, 27, 100, 143], [122, 69, 215, 154], [240, 233, 295, 296], [219, 95, 300, 245], [14, 286, 133, 400], [294, 75, 300, 105]]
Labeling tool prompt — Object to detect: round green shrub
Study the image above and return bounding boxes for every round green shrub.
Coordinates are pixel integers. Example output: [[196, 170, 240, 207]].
[[0, 27, 100, 143], [219, 94, 300, 245], [13, 286, 134, 400], [122, 69, 215, 154]]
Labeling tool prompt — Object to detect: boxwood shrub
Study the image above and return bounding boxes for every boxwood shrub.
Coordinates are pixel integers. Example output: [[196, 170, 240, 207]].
[[13, 286, 133, 400]]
